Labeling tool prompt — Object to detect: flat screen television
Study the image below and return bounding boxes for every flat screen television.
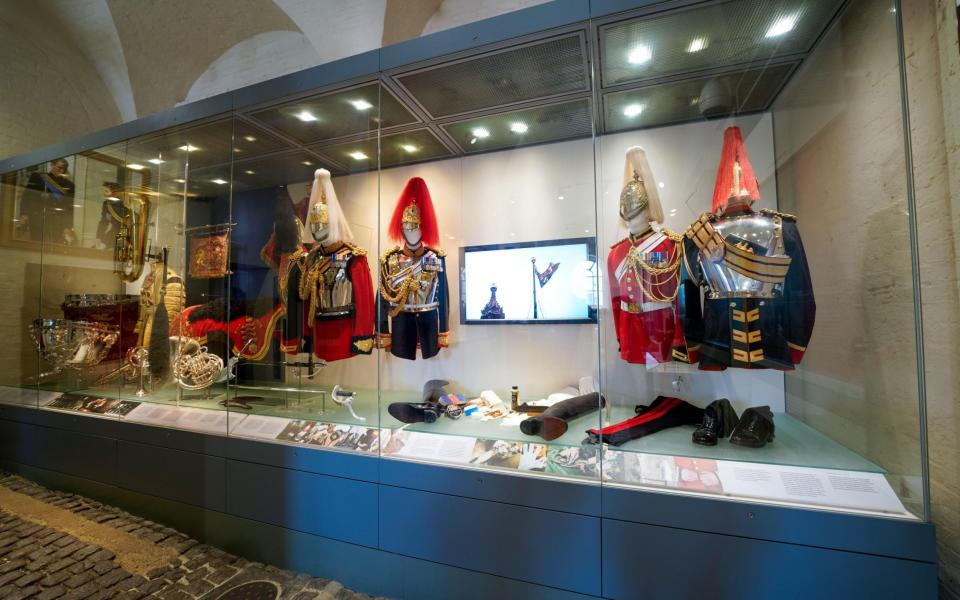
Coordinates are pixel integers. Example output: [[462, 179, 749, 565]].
[[459, 237, 598, 325]]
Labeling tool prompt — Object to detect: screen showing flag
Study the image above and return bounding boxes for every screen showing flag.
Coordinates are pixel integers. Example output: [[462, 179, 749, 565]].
[[460, 237, 597, 324]]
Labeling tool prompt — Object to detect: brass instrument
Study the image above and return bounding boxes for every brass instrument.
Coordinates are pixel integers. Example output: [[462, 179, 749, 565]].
[[113, 186, 152, 282]]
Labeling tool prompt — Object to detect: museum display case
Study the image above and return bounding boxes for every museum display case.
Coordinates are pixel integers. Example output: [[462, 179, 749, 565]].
[[0, 3, 937, 595]]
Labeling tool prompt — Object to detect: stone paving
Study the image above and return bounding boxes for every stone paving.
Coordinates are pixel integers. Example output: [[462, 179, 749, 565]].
[[0, 472, 381, 600]]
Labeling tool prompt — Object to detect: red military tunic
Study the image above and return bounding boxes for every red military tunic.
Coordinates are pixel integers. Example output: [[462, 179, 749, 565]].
[[608, 227, 696, 364]]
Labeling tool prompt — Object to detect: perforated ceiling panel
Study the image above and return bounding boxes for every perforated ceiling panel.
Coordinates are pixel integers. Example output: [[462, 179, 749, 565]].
[[395, 34, 589, 119], [312, 129, 453, 172], [603, 63, 795, 133], [443, 99, 593, 154], [600, 0, 843, 87]]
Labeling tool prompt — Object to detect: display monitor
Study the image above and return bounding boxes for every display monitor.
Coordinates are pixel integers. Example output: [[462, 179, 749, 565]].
[[459, 237, 598, 324]]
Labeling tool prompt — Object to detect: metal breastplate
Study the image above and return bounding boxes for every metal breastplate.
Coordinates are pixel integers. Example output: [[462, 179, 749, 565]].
[[386, 251, 441, 311], [698, 213, 786, 299], [317, 255, 353, 316]]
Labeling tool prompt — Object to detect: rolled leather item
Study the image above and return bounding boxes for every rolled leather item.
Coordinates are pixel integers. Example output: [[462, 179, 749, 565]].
[[520, 392, 605, 441]]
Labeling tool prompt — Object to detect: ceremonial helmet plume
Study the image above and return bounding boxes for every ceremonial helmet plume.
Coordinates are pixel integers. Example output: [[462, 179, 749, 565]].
[[621, 146, 664, 225], [304, 168, 353, 244], [711, 126, 761, 213], [388, 177, 439, 247]]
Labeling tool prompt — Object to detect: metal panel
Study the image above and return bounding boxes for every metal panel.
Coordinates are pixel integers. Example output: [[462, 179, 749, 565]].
[[225, 459, 377, 548], [379, 485, 601, 596], [0, 419, 37, 464], [117, 440, 226, 512], [601, 518, 937, 599], [380, 459, 601, 516], [603, 484, 936, 563], [33, 425, 117, 485]]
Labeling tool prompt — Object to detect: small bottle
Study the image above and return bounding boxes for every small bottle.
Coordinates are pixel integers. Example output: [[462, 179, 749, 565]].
[[511, 386, 519, 412]]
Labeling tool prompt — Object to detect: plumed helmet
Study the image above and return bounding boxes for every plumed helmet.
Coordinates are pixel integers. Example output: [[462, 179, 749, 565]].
[[388, 177, 439, 247], [304, 169, 353, 244], [620, 146, 664, 225], [711, 126, 761, 213]]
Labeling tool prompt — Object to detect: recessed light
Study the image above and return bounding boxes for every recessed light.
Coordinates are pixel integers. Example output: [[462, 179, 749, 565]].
[[627, 44, 652, 65], [622, 103, 645, 117], [558, 195, 565, 200], [301, 160, 313, 166], [295, 110, 318, 122], [687, 37, 708, 53], [658, 182, 665, 189], [243, 135, 256, 142], [244, 170, 255, 175], [348, 151, 369, 160], [126, 163, 145, 171], [399, 144, 418, 153], [173, 178, 186, 184], [211, 178, 228, 185], [765, 14, 797, 38], [233, 147, 242, 153], [148, 158, 164, 165], [350, 99, 373, 111], [471, 127, 490, 139], [509, 122, 528, 134], [178, 144, 198, 152]]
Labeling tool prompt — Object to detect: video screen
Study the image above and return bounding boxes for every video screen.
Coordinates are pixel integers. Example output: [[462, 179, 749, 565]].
[[459, 237, 597, 324]]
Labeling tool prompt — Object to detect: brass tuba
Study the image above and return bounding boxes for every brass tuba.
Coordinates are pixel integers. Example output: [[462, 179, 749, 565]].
[[113, 185, 152, 282]]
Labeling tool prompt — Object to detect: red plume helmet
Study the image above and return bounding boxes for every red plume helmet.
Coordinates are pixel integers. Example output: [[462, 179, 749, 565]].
[[711, 126, 761, 213], [388, 177, 439, 247]]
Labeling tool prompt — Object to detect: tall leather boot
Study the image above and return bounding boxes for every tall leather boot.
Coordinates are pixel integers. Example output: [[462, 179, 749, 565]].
[[521, 392, 605, 441]]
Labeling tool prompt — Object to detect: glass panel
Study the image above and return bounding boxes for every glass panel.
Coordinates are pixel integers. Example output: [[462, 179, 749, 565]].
[[224, 84, 381, 455]]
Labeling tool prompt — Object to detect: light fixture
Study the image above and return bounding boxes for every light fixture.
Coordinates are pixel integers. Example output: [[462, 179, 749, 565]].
[[350, 99, 373, 111], [301, 160, 313, 166], [243, 135, 257, 142], [399, 144, 418, 153], [765, 14, 797, 38], [211, 178, 228, 185], [233, 147, 243, 153], [471, 127, 490, 139], [244, 170, 255, 175], [686, 37, 708, 53], [658, 182, 665, 188], [148, 158, 164, 165], [295, 110, 318, 122], [348, 151, 369, 160], [627, 44, 652, 65], [178, 144, 198, 152], [126, 163, 145, 171], [509, 122, 528, 134], [622, 103, 645, 118], [558, 195, 565, 200], [173, 178, 186, 184]]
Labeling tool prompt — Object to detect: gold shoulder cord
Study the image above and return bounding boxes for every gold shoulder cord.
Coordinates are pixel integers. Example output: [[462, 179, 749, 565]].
[[379, 248, 422, 316], [627, 230, 682, 303]]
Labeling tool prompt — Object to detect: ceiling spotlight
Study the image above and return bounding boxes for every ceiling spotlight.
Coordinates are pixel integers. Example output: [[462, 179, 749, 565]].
[[173, 178, 186, 184], [243, 135, 257, 142], [765, 14, 798, 38], [658, 182, 665, 188], [244, 170, 255, 175], [622, 103, 645, 118], [301, 160, 314, 166], [350, 99, 373, 111], [348, 151, 369, 160], [178, 144, 198, 152], [400, 144, 418, 153], [471, 127, 490, 139], [627, 44, 652, 65], [509, 122, 529, 134], [295, 110, 318, 122], [687, 37, 708, 53], [148, 158, 164, 165], [211, 178, 228, 185], [126, 163, 145, 171]]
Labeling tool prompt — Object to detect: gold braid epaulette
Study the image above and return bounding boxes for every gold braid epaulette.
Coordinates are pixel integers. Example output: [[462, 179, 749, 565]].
[[661, 227, 684, 243], [381, 246, 400, 262], [339, 241, 367, 256], [759, 208, 797, 222], [278, 247, 307, 307]]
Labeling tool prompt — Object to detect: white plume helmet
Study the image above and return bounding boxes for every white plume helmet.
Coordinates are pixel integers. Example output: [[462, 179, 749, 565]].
[[304, 168, 354, 244], [622, 146, 664, 225]]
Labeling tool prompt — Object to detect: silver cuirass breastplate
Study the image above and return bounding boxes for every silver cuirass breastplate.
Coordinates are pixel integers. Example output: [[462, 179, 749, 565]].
[[388, 252, 441, 310], [318, 257, 354, 316], [698, 212, 786, 298]]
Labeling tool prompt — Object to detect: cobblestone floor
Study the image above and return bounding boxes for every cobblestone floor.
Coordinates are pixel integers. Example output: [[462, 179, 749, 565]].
[[0, 472, 381, 600]]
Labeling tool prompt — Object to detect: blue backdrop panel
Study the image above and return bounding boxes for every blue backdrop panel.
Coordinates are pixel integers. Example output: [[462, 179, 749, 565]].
[[225, 458, 377, 548], [34, 425, 117, 485], [378, 484, 601, 596], [117, 440, 226, 512], [601, 518, 937, 599]]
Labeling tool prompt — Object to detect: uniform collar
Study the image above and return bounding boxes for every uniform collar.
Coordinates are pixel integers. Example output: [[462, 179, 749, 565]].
[[402, 244, 426, 259], [628, 226, 654, 244]]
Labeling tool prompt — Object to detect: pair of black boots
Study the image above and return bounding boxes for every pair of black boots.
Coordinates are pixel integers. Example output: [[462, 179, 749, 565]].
[[692, 400, 775, 448], [388, 380, 449, 424]]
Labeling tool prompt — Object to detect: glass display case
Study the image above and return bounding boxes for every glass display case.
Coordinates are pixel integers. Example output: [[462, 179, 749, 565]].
[[0, 0, 927, 522]]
